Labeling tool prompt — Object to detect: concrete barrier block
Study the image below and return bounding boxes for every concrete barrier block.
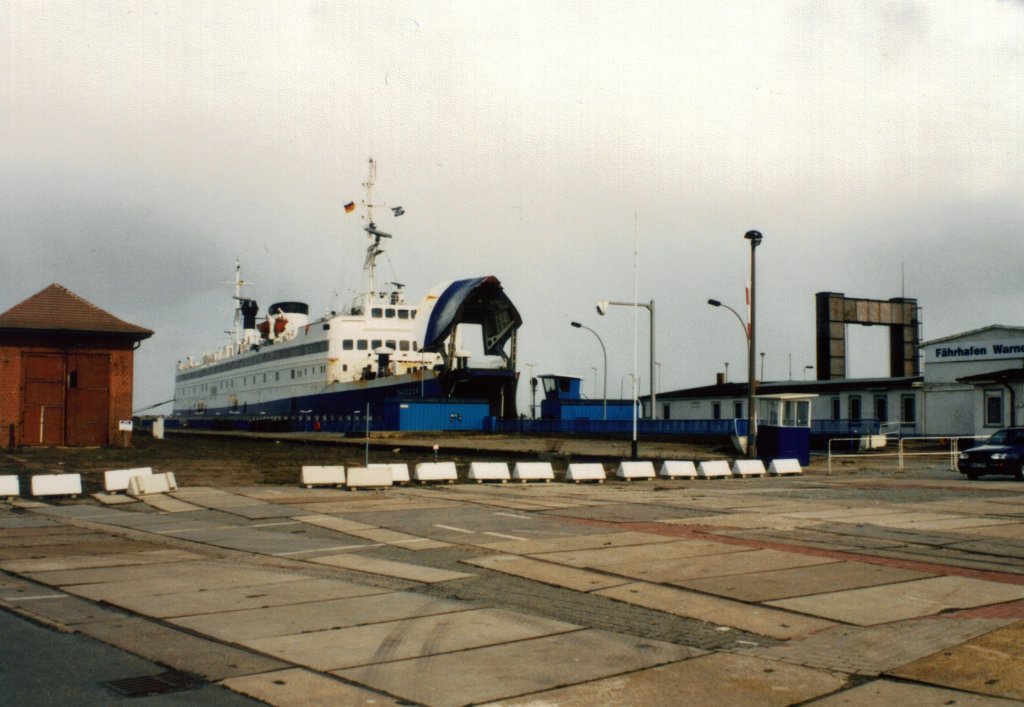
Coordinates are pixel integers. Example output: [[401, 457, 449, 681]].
[[301, 465, 346, 488], [768, 458, 803, 476], [104, 467, 153, 493], [616, 461, 656, 480], [732, 459, 767, 478], [659, 461, 697, 479], [468, 462, 510, 483], [31, 473, 82, 497], [565, 463, 606, 483], [513, 462, 555, 482], [0, 475, 20, 497], [128, 472, 177, 496], [696, 461, 732, 479], [413, 462, 458, 484], [369, 463, 409, 484], [346, 466, 394, 489]]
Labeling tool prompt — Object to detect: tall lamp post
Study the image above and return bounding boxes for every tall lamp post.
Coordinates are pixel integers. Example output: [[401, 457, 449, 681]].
[[595, 299, 656, 418], [707, 229, 762, 458], [744, 230, 762, 458], [570, 322, 607, 420]]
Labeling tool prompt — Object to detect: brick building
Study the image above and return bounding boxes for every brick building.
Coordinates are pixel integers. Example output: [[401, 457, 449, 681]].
[[0, 284, 152, 447]]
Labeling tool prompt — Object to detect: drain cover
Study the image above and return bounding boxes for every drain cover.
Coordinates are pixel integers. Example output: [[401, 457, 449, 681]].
[[104, 671, 199, 697]]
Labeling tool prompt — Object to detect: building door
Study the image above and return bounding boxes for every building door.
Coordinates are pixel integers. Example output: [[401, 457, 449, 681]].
[[66, 353, 110, 446], [21, 352, 110, 446], [22, 354, 66, 446], [874, 395, 888, 424]]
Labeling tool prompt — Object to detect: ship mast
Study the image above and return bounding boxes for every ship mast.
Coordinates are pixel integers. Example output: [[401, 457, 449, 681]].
[[228, 259, 250, 347], [362, 158, 392, 301]]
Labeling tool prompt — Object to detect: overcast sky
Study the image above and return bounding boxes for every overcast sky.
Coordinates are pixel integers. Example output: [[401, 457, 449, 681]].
[[3, 1, 1023, 414]]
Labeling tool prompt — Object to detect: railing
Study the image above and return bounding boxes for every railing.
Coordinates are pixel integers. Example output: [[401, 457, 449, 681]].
[[827, 435, 986, 475]]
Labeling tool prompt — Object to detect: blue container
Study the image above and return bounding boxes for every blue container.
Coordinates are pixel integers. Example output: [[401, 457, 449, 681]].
[[758, 425, 811, 466]]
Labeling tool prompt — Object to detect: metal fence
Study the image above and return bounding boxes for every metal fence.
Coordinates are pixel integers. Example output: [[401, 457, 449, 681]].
[[827, 434, 985, 474]]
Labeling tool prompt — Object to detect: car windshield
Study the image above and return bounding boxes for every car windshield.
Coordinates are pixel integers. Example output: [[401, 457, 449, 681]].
[[987, 429, 1024, 445], [988, 430, 1009, 444]]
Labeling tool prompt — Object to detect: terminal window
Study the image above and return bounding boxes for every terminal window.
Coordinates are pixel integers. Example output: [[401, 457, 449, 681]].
[[985, 391, 1004, 427]]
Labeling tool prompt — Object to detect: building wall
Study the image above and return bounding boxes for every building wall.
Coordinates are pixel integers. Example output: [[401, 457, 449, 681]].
[[0, 334, 136, 448]]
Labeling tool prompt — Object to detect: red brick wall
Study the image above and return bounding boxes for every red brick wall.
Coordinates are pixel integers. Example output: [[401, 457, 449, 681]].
[[0, 333, 138, 448]]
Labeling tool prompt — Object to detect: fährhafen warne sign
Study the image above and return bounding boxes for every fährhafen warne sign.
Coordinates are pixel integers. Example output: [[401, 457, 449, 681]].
[[926, 339, 1024, 364]]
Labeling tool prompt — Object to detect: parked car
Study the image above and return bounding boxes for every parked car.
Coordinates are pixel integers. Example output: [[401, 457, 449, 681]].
[[958, 427, 1024, 481]]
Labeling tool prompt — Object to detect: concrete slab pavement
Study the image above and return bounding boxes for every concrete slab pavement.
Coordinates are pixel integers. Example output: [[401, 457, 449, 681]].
[[595, 582, 836, 640], [335, 629, 699, 706], [888, 620, 1024, 701], [221, 668, 404, 706], [768, 576, 1024, 626], [488, 651, 846, 707], [242, 608, 581, 671]]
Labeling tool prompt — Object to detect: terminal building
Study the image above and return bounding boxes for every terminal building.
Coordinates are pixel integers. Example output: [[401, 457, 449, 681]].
[[655, 292, 1024, 440]]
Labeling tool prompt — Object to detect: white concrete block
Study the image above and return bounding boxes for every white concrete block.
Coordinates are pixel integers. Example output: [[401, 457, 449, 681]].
[[0, 475, 20, 497], [468, 462, 510, 483], [768, 458, 803, 476], [732, 459, 767, 478], [659, 461, 697, 479], [413, 461, 458, 484], [696, 461, 732, 479], [565, 463, 606, 483], [301, 465, 346, 488], [369, 463, 409, 484], [31, 473, 82, 497], [128, 472, 177, 496], [512, 462, 555, 482], [616, 461, 656, 480], [346, 466, 394, 489], [104, 467, 153, 493]]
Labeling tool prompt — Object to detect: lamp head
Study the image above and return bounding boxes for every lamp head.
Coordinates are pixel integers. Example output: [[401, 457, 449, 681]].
[[744, 230, 763, 247], [570, 321, 582, 328], [707, 299, 722, 307], [596, 300, 609, 316]]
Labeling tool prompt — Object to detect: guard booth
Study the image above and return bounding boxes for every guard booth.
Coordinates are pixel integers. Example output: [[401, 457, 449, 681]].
[[757, 393, 815, 465]]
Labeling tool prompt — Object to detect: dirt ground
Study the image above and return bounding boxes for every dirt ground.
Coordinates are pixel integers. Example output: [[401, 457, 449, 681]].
[[0, 430, 734, 493], [0, 429, 944, 495]]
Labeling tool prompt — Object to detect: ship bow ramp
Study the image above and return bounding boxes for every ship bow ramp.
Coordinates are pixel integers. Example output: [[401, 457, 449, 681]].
[[419, 276, 522, 416]]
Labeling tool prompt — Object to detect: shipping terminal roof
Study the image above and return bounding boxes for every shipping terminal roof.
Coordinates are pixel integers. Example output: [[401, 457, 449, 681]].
[[0, 284, 153, 340]]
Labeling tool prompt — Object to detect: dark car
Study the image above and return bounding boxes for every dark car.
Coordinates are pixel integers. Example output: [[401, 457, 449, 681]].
[[958, 427, 1024, 481]]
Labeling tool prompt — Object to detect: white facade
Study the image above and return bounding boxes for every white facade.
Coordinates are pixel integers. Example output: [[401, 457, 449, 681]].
[[922, 326, 1024, 436]]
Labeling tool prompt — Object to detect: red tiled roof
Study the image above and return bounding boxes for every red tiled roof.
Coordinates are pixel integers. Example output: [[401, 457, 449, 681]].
[[0, 284, 153, 339]]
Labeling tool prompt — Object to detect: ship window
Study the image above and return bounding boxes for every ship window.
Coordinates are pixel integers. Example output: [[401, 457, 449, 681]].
[[372, 339, 382, 349], [357, 340, 368, 351], [398, 309, 409, 319], [323, 323, 330, 330], [385, 308, 396, 318], [343, 364, 348, 371], [411, 309, 417, 318], [386, 340, 396, 349], [412, 341, 418, 351], [343, 339, 354, 350], [372, 308, 383, 318], [275, 371, 279, 381], [400, 341, 410, 351]]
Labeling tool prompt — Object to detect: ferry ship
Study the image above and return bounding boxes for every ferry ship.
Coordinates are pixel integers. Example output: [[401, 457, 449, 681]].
[[171, 159, 521, 428]]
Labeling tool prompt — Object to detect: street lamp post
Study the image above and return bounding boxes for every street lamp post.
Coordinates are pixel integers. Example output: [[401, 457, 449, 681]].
[[707, 229, 762, 459], [570, 322, 607, 420], [744, 230, 762, 458], [595, 299, 656, 418]]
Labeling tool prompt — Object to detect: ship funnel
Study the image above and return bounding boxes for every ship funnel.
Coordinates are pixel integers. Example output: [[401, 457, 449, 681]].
[[240, 300, 259, 331]]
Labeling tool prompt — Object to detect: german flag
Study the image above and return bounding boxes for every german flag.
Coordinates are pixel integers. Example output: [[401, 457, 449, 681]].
[[344, 201, 356, 214]]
